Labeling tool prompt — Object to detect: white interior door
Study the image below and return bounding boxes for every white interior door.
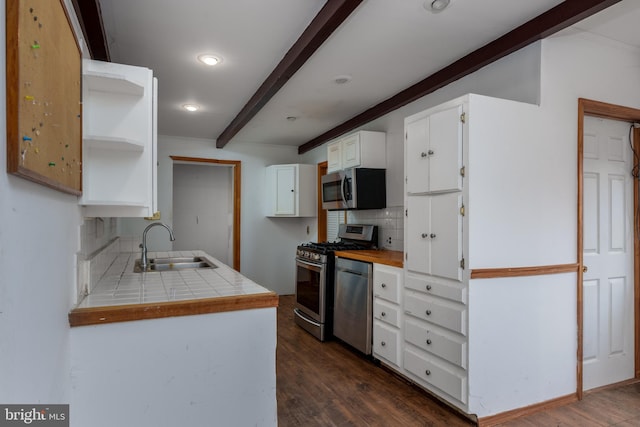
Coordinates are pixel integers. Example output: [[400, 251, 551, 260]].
[[173, 163, 233, 265], [582, 116, 635, 390]]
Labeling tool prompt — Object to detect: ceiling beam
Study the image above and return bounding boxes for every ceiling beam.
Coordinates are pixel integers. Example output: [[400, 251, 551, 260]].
[[215, 0, 364, 149], [70, 0, 110, 61], [298, 0, 622, 154]]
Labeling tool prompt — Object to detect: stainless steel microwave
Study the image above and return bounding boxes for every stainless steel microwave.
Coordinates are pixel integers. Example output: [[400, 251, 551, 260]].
[[321, 168, 386, 211]]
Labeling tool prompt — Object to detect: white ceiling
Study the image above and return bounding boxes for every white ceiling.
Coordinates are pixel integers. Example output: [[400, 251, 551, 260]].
[[97, 0, 640, 148]]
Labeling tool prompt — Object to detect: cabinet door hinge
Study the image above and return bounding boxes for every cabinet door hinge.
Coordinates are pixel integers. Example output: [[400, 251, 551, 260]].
[[460, 204, 465, 216], [460, 112, 466, 123], [460, 258, 465, 269], [460, 166, 465, 177]]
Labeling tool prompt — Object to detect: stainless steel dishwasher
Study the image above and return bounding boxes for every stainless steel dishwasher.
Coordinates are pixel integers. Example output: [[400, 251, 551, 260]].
[[333, 257, 373, 355]]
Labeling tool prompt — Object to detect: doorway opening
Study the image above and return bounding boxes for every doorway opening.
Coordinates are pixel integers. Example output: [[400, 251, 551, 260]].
[[577, 98, 640, 398], [170, 156, 241, 271]]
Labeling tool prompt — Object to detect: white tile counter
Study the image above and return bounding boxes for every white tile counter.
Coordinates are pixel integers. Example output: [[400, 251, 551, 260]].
[[69, 250, 278, 327]]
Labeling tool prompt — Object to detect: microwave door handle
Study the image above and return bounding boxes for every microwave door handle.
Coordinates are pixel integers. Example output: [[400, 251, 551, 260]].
[[340, 175, 347, 208]]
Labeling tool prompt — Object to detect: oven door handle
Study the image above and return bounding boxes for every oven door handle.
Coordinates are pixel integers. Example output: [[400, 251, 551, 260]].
[[294, 308, 322, 327], [296, 258, 323, 269]]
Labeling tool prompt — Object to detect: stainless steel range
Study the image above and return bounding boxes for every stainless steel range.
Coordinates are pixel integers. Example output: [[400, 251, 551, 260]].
[[294, 224, 378, 341]]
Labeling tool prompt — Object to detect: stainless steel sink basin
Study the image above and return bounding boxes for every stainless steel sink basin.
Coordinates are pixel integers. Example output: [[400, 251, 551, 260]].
[[134, 256, 217, 273]]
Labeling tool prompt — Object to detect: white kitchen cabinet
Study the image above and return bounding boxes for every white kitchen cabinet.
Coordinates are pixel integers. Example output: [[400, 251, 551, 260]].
[[266, 164, 316, 217], [405, 193, 463, 281], [372, 263, 403, 370], [326, 130, 386, 173], [405, 104, 463, 195], [400, 94, 565, 418], [79, 59, 157, 217]]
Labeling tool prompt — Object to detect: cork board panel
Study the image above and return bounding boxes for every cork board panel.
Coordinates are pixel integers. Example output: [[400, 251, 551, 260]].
[[6, 0, 82, 195]]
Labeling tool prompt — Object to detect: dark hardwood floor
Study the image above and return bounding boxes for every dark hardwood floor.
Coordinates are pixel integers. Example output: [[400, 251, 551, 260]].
[[276, 295, 640, 426]]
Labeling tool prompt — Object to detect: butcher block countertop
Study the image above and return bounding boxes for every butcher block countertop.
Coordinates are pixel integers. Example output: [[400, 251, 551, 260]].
[[69, 250, 278, 327], [334, 249, 404, 268]]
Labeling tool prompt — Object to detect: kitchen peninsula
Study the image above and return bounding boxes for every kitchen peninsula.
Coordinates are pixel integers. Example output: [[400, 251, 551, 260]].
[[69, 248, 278, 427]]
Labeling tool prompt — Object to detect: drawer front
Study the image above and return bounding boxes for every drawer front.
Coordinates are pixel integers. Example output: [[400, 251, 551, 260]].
[[373, 265, 402, 304], [404, 348, 467, 404], [404, 292, 466, 335], [405, 273, 465, 303], [373, 322, 400, 366], [404, 318, 466, 369], [374, 299, 401, 328]]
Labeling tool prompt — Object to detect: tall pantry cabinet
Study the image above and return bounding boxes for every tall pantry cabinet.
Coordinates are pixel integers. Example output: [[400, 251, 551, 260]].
[[402, 94, 572, 419]]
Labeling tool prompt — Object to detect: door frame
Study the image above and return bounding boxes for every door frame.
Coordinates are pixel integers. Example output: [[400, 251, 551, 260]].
[[577, 98, 640, 399], [170, 156, 242, 271]]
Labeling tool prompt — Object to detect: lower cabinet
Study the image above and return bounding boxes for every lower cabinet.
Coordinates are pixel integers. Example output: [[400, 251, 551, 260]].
[[372, 264, 403, 370]]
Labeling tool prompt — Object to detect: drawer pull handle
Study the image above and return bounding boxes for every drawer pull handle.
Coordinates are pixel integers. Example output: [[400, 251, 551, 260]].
[[381, 283, 386, 288], [426, 285, 432, 291], [426, 339, 432, 345], [425, 370, 431, 376], [381, 341, 386, 347], [381, 312, 386, 317], [425, 310, 432, 316]]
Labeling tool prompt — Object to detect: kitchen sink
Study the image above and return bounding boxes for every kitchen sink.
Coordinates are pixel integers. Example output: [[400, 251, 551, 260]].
[[133, 256, 217, 273]]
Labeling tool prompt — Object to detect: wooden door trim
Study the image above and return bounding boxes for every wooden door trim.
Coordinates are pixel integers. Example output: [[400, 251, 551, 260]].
[[577, 98, 640, 400], [317, 161, 328, 242], [170, 156, 241, 272]]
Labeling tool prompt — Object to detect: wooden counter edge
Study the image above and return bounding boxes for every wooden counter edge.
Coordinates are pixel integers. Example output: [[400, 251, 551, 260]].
[[334, 250, 403, 268], [69, 292, 279, 327]]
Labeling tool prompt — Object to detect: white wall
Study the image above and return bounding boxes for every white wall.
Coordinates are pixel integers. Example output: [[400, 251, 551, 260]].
[[121, 136, 318, 295], [0, 0, 83, 405]]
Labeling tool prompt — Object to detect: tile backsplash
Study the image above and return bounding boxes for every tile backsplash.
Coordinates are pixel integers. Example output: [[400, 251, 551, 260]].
[[347, 206, 404, 251]]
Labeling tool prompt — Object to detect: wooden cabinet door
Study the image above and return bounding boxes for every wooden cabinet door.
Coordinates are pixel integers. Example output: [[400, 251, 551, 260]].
[[406, 116, 430, 194], [274, 165, 296, 215], [327, 140, 342, 172], [430, 192, 463, 281], [341, 133, 361, 169], [406, 195, 430, 274], [429, 105, 463, 193]]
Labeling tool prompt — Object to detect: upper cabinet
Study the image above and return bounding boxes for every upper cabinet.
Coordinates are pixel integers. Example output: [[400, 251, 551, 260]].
[[266, 164, 316, 217], [79, 59, 157, 218], [405, 104, 463, 195], [327, 130, 386, 173]]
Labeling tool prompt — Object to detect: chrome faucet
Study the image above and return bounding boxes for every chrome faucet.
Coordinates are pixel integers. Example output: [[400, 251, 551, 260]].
[[139, 222, 175, 271]]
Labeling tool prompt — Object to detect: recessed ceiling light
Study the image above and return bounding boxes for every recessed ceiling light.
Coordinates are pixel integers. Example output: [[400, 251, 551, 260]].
[[183, 104, 200, 112], [425, 0, 450, 12], [197, 54, 222, 66], [333, 75, 352, 85]]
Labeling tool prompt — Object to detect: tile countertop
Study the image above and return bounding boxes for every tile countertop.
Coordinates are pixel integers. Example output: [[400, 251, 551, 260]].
[[69, 250, 278, 327], [333, 249, 404, 268]]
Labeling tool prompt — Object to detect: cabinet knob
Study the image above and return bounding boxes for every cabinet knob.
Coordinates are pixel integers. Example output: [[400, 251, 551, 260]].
[[425, 370, 431, 376], [381, 312, 386, 317], [381, 341, 386, 347], [421, 233, 428, 238], [381, 283, 386, 288], [426, 285, 432, 291], [420, 152, 428, 158], [430, 233, 436, 239], [426, 339, 432, 345], [583, 265, 588, 273], [428, 150, 434, 155], [291, 189, 294, 192], [425, 310, 432, 316]]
